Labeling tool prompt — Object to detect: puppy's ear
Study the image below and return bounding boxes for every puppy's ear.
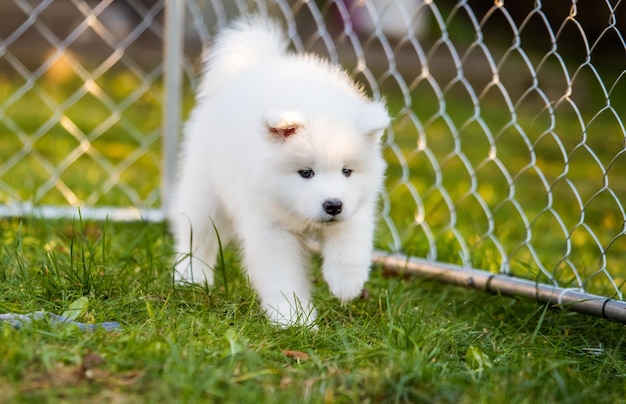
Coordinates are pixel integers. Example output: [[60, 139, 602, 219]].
[[359, 101, 390, 142], [267, 123, 300, 139], [265, 110, 305, 141]]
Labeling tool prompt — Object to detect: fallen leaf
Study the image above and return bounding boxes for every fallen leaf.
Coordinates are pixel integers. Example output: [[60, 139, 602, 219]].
[[82, 351, 106, 369], [466, 345, 493, 372], [281, 350, 310, 361], [62, 296, 89, 321]]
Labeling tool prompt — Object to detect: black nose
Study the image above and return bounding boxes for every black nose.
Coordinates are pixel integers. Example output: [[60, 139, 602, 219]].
[[323, 199, 343, 216]]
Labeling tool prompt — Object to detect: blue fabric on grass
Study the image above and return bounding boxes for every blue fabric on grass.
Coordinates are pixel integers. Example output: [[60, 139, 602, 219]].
[[0, 311, 122, 332]]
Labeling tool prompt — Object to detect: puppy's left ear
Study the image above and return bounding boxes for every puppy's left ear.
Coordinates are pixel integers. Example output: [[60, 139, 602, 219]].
[[359, 101, 390, 143], [265, 110, 305, 141]]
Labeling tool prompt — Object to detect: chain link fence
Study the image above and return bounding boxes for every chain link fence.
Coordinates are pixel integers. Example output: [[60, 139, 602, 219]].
[[2, 0, 625, 320], [0, 0, 165, 220]]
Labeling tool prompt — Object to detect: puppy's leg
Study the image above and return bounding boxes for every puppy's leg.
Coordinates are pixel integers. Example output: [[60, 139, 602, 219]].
[[321, 208, 375, 302], [170, 194, 233, 285], [238, 219, 316, 326]]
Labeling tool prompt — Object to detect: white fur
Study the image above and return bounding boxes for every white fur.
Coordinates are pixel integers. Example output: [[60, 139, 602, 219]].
[[169, 16, 389, 327]]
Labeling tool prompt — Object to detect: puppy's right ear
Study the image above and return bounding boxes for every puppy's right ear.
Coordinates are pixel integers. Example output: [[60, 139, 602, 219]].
[[264, 110, 305, 141], [358, 101, 390, 143]]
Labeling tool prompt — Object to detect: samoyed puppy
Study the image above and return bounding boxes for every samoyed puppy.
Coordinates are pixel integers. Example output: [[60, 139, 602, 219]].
[[169, 15, 389, 327]]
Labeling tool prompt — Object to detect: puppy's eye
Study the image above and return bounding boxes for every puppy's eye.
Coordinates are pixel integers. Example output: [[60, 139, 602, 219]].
[[342, 167, 352, 177], [298, 168, 314, 179]]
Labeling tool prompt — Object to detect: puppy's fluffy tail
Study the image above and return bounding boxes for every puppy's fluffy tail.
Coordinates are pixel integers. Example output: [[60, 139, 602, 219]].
[[197, 16, 287, 97]]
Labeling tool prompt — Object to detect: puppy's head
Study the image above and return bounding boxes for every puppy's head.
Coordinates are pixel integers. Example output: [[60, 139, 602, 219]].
[[262, 104, 389, 228]]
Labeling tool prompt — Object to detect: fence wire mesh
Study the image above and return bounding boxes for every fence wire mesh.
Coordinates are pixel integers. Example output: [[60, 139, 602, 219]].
[[0, 0, 166, 220], [1, 1, 625, 318]]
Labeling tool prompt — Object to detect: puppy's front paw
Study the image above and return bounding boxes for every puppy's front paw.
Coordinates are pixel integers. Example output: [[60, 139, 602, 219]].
[[263, 300, 317, 328], [324, 265, 369, 303]]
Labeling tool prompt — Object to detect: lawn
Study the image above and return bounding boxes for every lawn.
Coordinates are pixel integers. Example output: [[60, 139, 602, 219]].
[[0, 217, 625, 402]]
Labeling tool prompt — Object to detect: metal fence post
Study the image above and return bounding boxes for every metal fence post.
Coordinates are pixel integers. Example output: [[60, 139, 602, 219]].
[[162, 0, 185, 219]]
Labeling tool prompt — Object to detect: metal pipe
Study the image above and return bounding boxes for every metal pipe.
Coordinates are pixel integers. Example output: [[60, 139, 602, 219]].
[[372, 251, 626, 324]]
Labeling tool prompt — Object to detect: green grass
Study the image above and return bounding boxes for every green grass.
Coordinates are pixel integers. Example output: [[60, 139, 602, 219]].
[[1, 216, 625, 402]]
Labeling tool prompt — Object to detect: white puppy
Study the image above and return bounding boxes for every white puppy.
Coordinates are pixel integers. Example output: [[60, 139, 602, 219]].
[[169, 16, 389, 326]]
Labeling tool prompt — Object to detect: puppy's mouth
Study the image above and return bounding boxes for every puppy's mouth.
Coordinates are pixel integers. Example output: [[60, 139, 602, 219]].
[[318, 215, 343, 224]]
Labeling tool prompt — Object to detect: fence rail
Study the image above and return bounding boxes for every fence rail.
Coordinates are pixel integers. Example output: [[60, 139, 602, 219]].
[[1, 0, 625, 321]]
